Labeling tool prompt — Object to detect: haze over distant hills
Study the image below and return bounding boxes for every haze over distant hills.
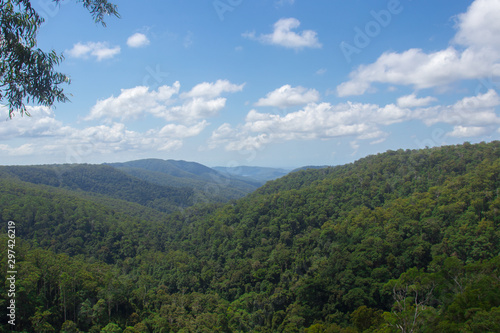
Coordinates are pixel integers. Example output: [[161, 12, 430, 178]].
[[107, 159, 301, 199], [212, 165, 291, 183], [106, 159, 261, 203], [0, 159, 300, 213]]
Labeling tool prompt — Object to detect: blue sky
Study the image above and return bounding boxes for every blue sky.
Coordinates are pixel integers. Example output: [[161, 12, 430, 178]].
[[1, 0, 499, 168]]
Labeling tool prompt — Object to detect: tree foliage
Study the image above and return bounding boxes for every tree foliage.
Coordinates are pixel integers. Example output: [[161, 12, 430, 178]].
[[1, 141, 499, 331], [0, 0, 119, 117]]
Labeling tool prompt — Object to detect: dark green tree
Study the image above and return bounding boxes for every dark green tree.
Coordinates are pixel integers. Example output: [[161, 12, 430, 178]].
[[0, 0, 119, 117]]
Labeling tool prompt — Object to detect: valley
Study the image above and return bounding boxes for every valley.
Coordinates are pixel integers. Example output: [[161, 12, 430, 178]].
[[0, 141, 499, 332]]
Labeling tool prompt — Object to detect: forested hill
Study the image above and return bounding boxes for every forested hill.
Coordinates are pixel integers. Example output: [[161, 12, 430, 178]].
[[0, 160, 263, 213], [254, 141, 497, 196], [109, 159, 219, 180], [1, 141, 500, 332], [106, 159, 262, 201], [212, 165, 291, 183], [0, 164, 194, 213]]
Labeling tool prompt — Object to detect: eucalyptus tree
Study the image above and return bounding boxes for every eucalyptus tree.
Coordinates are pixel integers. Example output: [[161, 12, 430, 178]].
[[0, 0, 119, 117]]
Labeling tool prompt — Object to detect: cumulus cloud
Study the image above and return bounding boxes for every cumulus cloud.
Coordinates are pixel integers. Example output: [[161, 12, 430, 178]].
[[0, 106, 70, 138], [127, 33, 150, 48], [413, 89, 500, 128], [447, 125, 490, 137], [255, 85, 320, 108], [86, 80, 244, 124], [165, 98, 227, 123], [181, 80, 245, 99], [64, 122, 206, 153], [0, 78, 246, 160], [337, 0, 500, 96], [209, 101, 408, 151], [86, 83, 181, 121], [0, 143, 35, 156], [0, 113, 207, 158], [209, 89, 500, 151], [66, 42, 120, 61], [0, 79, 246, 159], [397, 93, 437, 108], [243, 18, 322, 50], [453, 0, 500, 50], [158, 121, 208, 139]]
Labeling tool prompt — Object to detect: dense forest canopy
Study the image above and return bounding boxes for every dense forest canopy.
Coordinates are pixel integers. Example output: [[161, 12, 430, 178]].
[[0, 160, 266, 215], [1, 141, 499, 332]]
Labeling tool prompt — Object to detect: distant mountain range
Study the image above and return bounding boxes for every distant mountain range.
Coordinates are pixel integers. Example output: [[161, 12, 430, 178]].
[[106, 159, 302, 200], [106, 159, 259, 203], [212, 165, 291, 183], [0, 159, 311, 213]]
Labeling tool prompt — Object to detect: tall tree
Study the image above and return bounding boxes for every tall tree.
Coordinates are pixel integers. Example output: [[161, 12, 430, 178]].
[[0, 0, 119, 117]]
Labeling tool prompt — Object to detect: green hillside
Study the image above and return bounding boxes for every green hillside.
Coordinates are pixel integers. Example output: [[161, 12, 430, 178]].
[[107, 159, 261, 203], [0, 178, 173, 260], [1, 141, 499, 332], [0, 164, 194, 213], [108, 159, 224, 182], [212, 166, 291, 183]]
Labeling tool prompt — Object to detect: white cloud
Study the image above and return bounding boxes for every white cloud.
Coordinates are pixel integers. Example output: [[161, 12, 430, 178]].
[[181, 80, 245, 99], [337, 0, 500, 96], [86, 80, 244, 125], [397, 93, 437, 108], [316, 68, 327, 75], [158, 121, 208, 139], [209, 89, 500, 151], [255, 85, 320, 108], [0, 106, 70, 138], [68, 120, 208, 154], [66, 43, 92, 58], [453, 0, 500, 50], [127, 33, 150, 48], [447, 125, 490, 137], [86, 83, 181, 121], [0, 79, 243, 160], [208, 122, 272, 151], [209, 101, 408, 151], [413, 89, 500, 129], [243, 18, 322, 50], [0, 118, 207, 158], [59, 122, 196, 156], [66, 42, 120, 61], [350, 140, 360, 153], [0, 144, 35, 156], [164, 98, 227, 124], [0, 106, 205, 158], [453, 88, 500, 110]]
